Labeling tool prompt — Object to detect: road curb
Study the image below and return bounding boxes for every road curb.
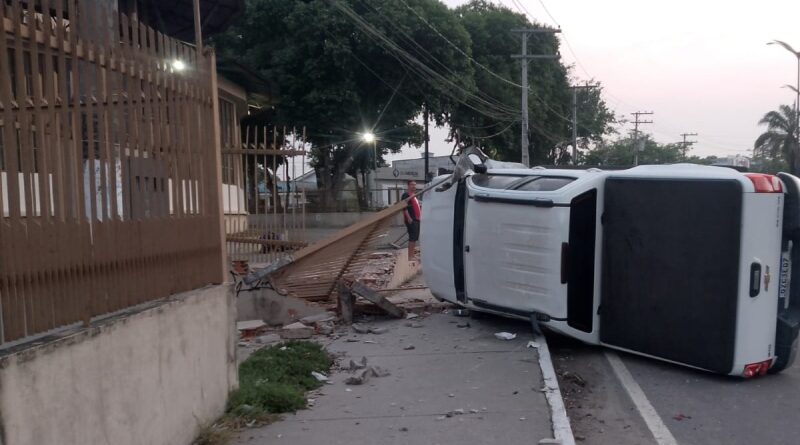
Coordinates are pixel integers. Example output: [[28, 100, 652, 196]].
[[534, 331, 575, 445]]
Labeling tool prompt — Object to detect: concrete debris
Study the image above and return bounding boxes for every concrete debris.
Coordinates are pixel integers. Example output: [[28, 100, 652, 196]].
[[403, 345, 416, 350], [352, 323, 370, 334], [311, 371, 329, 382], [494, 332, 517, 340], [400, 427, 409, 432], [526, 340, 540, 349], [470, 409, 479, 414], [237, 320, 267, 331], [538, 440, 562, 445], [315, 322, 334, 335], [345, 366, 391, 385], [254, 333, 282, 345], [369, 327, 388, 335], [348, 357, 368, 372], [283, 322, 306, 330], [448, 393, 456, 398], [561, 371, 586, 387], [352, 282, 406, 319], [405, 313, 420, 320], [363, 340, 377, 344], [456, 322, 471, 328], [436, 416, 447, 421], [281, 322, 314, 339], [345, 338, 360, 343], [300, 311, 337, 325], [446, 408, 466, 417], [405, 322, 423, 328]]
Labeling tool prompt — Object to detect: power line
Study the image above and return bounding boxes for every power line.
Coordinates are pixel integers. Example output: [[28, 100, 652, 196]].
[[346, 0, 520, 118], [397, 0, 524, 89]]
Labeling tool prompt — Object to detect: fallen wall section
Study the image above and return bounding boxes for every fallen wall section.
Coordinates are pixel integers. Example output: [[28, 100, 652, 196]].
[[0, 285, 237, 445]]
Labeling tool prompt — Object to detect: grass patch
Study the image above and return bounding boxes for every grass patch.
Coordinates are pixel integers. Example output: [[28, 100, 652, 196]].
[[228, 341, 333, 415], [194, 341, 333, 445]]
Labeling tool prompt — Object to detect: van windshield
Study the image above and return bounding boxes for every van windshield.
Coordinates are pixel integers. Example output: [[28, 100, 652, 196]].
[[470, 174, 526, 189], [470, 174, 575, 191]]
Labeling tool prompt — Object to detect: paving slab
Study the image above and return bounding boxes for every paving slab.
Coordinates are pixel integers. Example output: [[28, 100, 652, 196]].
[[232, 312, 554, 445]]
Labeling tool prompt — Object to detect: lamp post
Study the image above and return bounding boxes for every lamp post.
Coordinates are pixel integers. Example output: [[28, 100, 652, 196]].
[[768, 40, 800, 152], [362, 132, 376, 208]]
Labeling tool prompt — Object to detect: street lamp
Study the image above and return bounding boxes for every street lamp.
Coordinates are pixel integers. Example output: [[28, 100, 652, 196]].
[[171, 59, 187, 72], [362, 132, 377, 208], [768, 40, 800, 147]]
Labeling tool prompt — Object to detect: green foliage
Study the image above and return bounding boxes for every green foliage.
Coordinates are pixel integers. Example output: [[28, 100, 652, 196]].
[[450, 1, 613, 165], [583, 135, 702, 167], [754, 104, 799, 174], [211, 0, 617, 201], [210, 0, 471, 207], [227, 341, 333, 415]]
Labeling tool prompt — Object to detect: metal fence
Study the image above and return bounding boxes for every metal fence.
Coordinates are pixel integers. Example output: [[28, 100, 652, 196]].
[[223, 125, 309, 267], [0, 1, 223, 345]]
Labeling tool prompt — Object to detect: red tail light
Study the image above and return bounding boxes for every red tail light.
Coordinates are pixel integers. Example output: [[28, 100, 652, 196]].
[[745, 174, 783, 193], [742, 359, 772, 378]]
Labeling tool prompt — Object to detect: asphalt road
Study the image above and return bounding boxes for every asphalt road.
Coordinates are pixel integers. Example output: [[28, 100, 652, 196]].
[[549, 332, 800, 445]]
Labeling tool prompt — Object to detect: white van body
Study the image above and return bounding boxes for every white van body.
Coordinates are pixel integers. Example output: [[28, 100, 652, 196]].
[[422, 159, 799, 377]]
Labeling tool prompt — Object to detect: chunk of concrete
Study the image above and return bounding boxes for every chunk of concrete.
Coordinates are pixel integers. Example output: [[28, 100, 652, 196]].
[[300, 311, 337, 325], [254, 333, 281, 345], [281, 322, 314, 339], [237, 320, 267, 331], [351, 323, 370, 334]]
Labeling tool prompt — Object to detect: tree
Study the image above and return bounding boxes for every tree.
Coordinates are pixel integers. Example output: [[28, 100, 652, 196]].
[[754, 104, 799, 175], [210, 0, 472, 209], [448, 1, 613, 165], [582, 135, 685, 167]]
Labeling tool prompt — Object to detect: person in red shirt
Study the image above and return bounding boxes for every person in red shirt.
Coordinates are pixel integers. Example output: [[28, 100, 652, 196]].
[[401, 180, 421, 260]]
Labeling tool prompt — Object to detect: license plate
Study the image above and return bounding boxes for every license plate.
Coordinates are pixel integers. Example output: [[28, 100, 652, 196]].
[[780, 248, 792, 310]]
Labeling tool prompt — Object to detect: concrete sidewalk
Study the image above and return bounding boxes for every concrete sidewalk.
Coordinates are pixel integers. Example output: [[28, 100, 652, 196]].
[[233, 312, 556, 445]]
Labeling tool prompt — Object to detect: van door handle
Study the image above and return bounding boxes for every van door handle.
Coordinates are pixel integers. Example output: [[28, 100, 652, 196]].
[[750, 261, 762, 297], [465, 245, 470, 253]]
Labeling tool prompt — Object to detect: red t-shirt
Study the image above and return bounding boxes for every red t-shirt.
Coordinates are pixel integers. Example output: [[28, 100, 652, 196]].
[[402, 193, 421, 224]]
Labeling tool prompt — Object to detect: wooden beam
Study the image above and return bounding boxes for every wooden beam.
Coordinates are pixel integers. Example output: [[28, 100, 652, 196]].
[[351, 282, 406, 319]]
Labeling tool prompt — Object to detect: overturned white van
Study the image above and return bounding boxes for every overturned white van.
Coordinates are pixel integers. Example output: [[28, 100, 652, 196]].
[[422, 150, 800, 377]]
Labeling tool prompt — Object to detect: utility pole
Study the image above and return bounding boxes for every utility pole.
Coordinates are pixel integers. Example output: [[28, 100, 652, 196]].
[[680, 132, 698, 160], [512, 28, 561, 167], [631, 111, 654, 166], [570, 83, 595, 165], [424, 104, 430, 183]]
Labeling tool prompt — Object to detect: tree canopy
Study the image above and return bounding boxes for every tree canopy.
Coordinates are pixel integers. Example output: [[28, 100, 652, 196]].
[[754, 104, 798, 175], [210, 0, 616, 207]]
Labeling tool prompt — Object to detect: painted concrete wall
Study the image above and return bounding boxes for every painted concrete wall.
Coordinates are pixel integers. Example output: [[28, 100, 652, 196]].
[[0, 285, 237, 445]]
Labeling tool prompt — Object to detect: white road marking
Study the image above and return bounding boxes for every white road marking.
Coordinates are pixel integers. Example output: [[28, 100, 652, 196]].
[[605, 351, 679, 445], [535, 332, 576, 445]]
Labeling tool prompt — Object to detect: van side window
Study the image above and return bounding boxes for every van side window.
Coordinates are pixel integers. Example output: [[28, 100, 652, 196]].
[[515, 177, 575, 191], [470, 174, 527, 189]]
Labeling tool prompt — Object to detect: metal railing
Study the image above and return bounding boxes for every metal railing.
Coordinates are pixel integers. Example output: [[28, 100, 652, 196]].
[[0, 1, 223, 345]]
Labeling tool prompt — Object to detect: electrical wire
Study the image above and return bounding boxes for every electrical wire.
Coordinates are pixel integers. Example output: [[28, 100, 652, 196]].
[[333, 0, 520, 120], [397, 0, 524, 89]]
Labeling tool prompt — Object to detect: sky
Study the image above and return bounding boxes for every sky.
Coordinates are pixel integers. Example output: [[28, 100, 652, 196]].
[[388, 0, 800, 163]]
